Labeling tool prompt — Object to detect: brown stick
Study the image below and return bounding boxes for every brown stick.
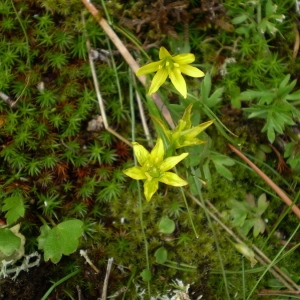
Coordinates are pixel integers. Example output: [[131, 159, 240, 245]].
[[81, 0, 174, 128], [228, 143, 300, 219]]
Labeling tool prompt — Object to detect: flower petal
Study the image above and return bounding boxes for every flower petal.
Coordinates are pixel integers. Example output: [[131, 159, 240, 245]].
[[179, 104, 193, 130], [132, 142, 150, 165], [173, 53, 195, 64], [144, 179, 159, 201], [184, 120, 214, 139], [177, 138, 205, 148], [136, 61, 161, 76], [160, 152, 188, 171], [169, 68, 187, 98], [150, 138, 164, 164], [148, 68, 168, 95], [123, 166, 147, 180], [159, 47, 172, 59], [179, 65, 205, 78], [159, 172, 188, 187]]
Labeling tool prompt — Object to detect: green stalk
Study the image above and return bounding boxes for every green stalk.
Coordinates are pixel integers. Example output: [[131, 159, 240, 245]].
[[129, 70, 151, 296], [176, 170, 198, 238], [100, 0, 113, 25], [242, 256, 246, 300], [106, 37, 123, 108], [192, 169, 230, 299], [263, 190, 300, 249], [10, 0, 30, 103], [246, 223, 300, 300], [41, 269, 80, 300]]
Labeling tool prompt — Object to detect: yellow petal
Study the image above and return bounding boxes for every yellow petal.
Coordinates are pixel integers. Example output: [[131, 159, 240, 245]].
[[123, 166, 146, 180], [179, 65, 205, 78], [160, 153, 188, 171], [136, 61, 161, 76], [184, 120, 214, 138], [148, 68, 168, 95], [173, 53, 195, 64], [132, 142, 149, 165], [150, 138, 164, 163], [144, 179, 159, 201], [159, 47, 172, 59], [169, 68, 187, 98], [159, 172, 188, 187]]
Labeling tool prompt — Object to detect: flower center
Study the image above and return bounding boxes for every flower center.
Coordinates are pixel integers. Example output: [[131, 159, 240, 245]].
[[162, 58, 179, 72], [147, 165, 161, 178]]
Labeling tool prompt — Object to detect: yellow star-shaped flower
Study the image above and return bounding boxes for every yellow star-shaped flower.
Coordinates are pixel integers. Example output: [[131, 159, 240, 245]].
[[123, 138, 188, 201], [153, 104, 214, 149], [136, 47, 205, 98]]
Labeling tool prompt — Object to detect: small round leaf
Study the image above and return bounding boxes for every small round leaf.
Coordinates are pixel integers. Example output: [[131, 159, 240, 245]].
[[154, 246, 168, 264], [159, 216, 175, 234]]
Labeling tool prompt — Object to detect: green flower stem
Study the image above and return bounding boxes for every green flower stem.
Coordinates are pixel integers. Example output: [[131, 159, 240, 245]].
[[191, 169, 230, 300], [41, 269, 80, 300], [37, 214, 55, 227], [81, 0, 175, 128], [256, 2, 262, 25], [100, 0, 113, 25], [106, 36, 123, 108], [10, 0, 30, 105], [162, 260, 197, 271], [246, 223, 300, 300], [263, 190, 300, 249], [174, 166, 198, 238], [129, 80, 151, 296]]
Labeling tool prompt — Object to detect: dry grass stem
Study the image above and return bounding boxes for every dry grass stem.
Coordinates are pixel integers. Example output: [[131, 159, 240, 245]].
[[228, 144, 300, 219], [81, 0, 175, 129]]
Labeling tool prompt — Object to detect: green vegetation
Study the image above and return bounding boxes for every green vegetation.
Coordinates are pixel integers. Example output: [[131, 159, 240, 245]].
[[0, 0, 300, 299]]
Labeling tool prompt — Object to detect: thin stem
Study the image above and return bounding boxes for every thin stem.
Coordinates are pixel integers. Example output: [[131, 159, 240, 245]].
[[129, 80, 151, 296], [188, 192, 300, 291], [242, 256, 246, 300], [246, 223, 300, 300], [131, 71, 153, 147], [177, 174, 198, 238], [81, 0, 174, 128], [191, 173, 230, 299], [82, 12, 131, 147], [41, 269, 80, 300], [10, 0, 30, 106]]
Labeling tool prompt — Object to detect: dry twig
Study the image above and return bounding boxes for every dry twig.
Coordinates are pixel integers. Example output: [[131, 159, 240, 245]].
[[228, 143, 300, 219], [81, 0, 175, 129]]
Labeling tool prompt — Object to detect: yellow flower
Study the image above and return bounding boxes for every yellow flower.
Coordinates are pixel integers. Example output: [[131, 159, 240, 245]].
[[153, 104, 214, 149], [123, 138, 188, 202], [136, 47, 205, 98]]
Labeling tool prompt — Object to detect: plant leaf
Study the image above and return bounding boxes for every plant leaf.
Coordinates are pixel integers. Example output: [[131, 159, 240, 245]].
[[2, 196, 25, 224], [159, 216, 175, 234], [38, 219, 83, 263], [154, 247, 168, 264], [0, 227, 21, 257]]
